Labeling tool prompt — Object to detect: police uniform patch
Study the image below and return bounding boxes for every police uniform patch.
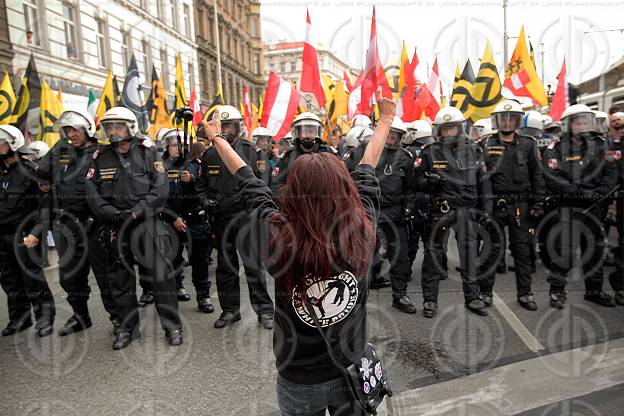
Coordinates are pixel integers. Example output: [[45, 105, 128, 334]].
[[548, 158, 558, 169], [207, 165, 221, 176], [86, 168, 95, 179], [256, 159, 267, 173], [271, 166, 280, 177], [607, 150, 621, 161], [342, 152, 351, 161], [414, 157, 422, 168], [432, 160, 448, 169], [154, 161, 165, 173]]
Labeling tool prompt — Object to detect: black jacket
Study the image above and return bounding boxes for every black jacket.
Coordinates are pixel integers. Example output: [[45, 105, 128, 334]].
[[483, 133, 545, 204], [374, 146, 414, 222], [84, 139, 169, 222], [270, 143, 337, 193], [163, 155, 202, 221], [196, 138, 270, 216]]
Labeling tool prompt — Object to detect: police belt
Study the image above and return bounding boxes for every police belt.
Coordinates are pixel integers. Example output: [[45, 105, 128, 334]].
[[180, 210, 207, 224]]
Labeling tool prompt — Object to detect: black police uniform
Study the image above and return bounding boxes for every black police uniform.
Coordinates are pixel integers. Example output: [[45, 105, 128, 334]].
[[414, 136, 493, 308], [85, 139, 182, 338], [0, 155, 55, 336], [37, 138, 118, 330], [196, 138, 274, 321], [542, 131, 618, 303], [369, 145, 415, 304], [270, 143, 338, 193], [481, 133, 545, 301], [163, 153, 213, 307], [606, 134, 624, 300]]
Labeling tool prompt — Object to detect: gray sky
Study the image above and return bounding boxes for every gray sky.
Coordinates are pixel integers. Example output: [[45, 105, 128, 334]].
[[260, 0, 624, 92]]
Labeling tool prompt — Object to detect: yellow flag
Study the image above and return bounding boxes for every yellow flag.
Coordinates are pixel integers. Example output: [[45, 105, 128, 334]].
[[0, 72, 16, 124], [398, 41, 409, 96], [39, 80, 64, 147], [322, 74, 335, 110], [468, 41, 503, 122], [147, 67, 172, 138], [96, 70, 118, 126], [175, 53, 187, 109], [451, 60, 476, 117], [328, 80, 348, 123], [504, 26, 547, 106]]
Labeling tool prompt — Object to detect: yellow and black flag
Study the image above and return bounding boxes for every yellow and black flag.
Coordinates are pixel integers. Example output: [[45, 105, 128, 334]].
[[0, 72, 16, 125], [39, 79, 64, 147], [95, 70, 120, 126], [451, 59, 476, 116], [202, 85, 224, 121], [147, 65, 172, 138], [11, 53, 41, 132], [175, 53, 187, 109], [467, 41, 503, 122], [120, 54, 149, 133]]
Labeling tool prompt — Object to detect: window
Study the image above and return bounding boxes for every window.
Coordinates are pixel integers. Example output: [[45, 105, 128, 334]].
[[211, 65, 216, 97], [254, 53, 260, 74], [280, 61, 285, 73], [169, 0, 178, 31], [121, 31, 132, 69], [207, 16, 213, 43], [251, 18, 258, 38], [62, 4, 79, 59], [95, 20, 109, 68], [183, 4, 191, 37], [188, 62, 195, 94], [23, 0, 42, 46], [156, 0, 164, 20], [290, 61, 296, 72], [160, 49, 169, 88], [141, 39, 151, 79]]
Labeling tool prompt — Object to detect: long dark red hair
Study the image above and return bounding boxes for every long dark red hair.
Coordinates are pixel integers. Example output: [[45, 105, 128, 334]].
[[270, 152, 376, 298]]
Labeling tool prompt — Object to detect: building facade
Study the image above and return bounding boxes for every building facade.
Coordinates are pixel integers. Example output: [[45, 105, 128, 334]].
[[577, 58, 624, 112], [5, 0, 199, 110], [194, 0, 264, 108]]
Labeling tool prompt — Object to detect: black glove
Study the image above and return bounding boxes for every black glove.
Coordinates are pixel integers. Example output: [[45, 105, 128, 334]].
[[113, 209, 133, 225], [202, 198, 218, 214], [529, 204, 545, 220], [425, 172, 444, 187], [582, 190, 602, 203]]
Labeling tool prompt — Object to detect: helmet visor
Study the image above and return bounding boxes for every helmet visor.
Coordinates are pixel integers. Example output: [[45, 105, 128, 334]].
[[492, 113, 522, 131], [101, 121, 132, 143], [55, 112, 90, 133], [564, 113, 595, 134]]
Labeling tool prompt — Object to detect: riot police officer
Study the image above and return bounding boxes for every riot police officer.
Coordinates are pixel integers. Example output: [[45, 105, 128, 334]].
[[414, 107, 493, 317], [481, 100, 545, 311], [85, 107, 182, 349], [342, 125, 373, 172], [542, 104, 618, 309], [470, 118, 497, 146], [0, 125, 55, 337], [369, 116, 417, 313], [606, 111, 624, 305], [196, 105, 274, 329], [37, 109, 119, 335], [251, 127, 279, 169], [270, 112, 337, 193], [158, 128, 214, 313]]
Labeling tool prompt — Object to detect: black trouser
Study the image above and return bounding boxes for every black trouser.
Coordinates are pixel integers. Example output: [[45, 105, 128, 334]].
[[54, 217, 117, 323], [215, 212, 273, 316], [538, 206, 607, 292], [105, 217, 181, 333], [609, 197, 623, 292], [371, 221, 409, 299], [0, 231, 55, 325], [171, 220, 212, 300], [421, 208, 481, 303], [408, 220, 448, 272], [481, 202, 533, 297]]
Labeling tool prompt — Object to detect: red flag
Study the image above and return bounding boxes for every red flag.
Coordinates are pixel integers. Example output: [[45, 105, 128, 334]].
[[399, 45, 420, 122], [359, 7, 392, 114], [261, 72, 301, 141], [189, 90, 202, 126], [242, 85, 252, 133], [343, 70, 353, 94], [423, 58, 441, 119], [299, 9, 325, 108], [549, 59, 567, 121]]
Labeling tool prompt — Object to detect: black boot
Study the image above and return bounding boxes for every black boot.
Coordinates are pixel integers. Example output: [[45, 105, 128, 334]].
[[113, 329, 140, 350], [165, 328, 183, 346], [392, 295, 417, 314], [549, 289, 567, 309], [197, 297, 215, 313], [258, 314, 274, 330], [177, 287, 191, 302], [584, 291, 616, 307], [58, 315, 92, 336], [423, 301, 437, 318], [465, 299, 488, 316], [518, 294, 538, 311], [35, 319, 54, 338], [214, 311, 241, 329], [139, 290, 154, 307], [2, 319, 33, 336]]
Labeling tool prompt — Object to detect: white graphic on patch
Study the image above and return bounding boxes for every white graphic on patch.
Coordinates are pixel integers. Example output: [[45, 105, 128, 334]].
[[292, 271, 359, 328]]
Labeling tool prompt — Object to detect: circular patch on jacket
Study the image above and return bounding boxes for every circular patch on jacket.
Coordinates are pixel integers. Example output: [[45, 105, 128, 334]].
[[292, 271, 359, 328]]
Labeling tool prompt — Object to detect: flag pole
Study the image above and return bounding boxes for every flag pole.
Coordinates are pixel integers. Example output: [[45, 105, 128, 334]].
[[213, 0, 223, 98]]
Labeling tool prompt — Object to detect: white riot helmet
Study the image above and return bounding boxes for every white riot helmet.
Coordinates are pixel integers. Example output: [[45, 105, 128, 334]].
[[470, 118, 494, 142], [561, 104, 595, 135], [28, 141, 50, 159], [404, 120, 434, 146], [593, 110, 608, 135], [292, 112, 323, 151], [433, 106, 466, 143], [216, 105, 243, 142], [0, 125, 28, 153], [156, 127, 180, 147], [386, 116, 406, 150], [491, 100, 524, 133], [345, 126, 374, 148], [351, 114, 372, 128], [518, 110, 546, 138], [100, 106, 138, 143], [55, 109, 97, 139], [251, 126, 273, 144]]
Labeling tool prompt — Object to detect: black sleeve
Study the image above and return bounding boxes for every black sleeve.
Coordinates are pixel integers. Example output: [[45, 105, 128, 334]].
[[270, 153, 289, 194], [235, 165, 283, 224], [84, 158, 120, 222], [351, 164, 380, 225], [543, 148, 576, 196], [527, 140, 546, 205], [131, 147, 169, 217]]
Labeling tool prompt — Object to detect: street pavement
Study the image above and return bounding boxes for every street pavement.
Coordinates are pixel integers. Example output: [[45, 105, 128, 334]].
[[1, 232, 623, 416]]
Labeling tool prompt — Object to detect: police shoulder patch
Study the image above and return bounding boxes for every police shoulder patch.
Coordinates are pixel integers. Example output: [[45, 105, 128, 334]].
[[271, 166, 280, 177], [256, 159, 267, 173], [342, 152, 351, 161], [414, 157, 422, 168], [86, 168, 95, 179], [92, 149, 100, 160], [154, 160, 165, 173]]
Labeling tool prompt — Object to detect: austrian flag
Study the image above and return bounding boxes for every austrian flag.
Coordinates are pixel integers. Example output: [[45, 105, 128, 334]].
[[548, 159, 558, 169]]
